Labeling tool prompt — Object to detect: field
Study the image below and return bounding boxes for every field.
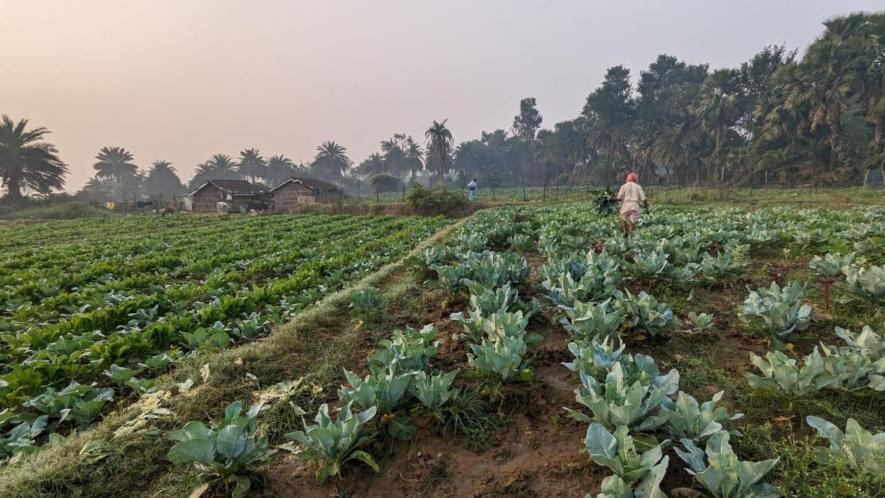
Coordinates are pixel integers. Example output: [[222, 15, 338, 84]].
[[0, 199, 883, 498]]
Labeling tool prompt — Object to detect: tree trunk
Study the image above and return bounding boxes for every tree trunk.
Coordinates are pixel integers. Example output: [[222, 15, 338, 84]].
[[4, 175, 23, 204]]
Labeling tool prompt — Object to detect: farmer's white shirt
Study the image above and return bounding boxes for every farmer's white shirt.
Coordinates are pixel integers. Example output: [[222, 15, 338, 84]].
[[616, 182, 646, 215]]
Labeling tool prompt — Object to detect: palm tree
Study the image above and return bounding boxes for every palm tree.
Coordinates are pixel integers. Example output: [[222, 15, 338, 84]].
[[265, 154, 297, 187], [356, 153, 386, 178], [404, 137, 424, 178], [93, 146, 137, 181], [237, 148, 266, 183], [144, 161, 185, 200], [189, 154, 241, 189], [425, 120, 454, 183], [0, 115, 67, 202], [693, 69, 741, 183], [311, 141, 350, 182]]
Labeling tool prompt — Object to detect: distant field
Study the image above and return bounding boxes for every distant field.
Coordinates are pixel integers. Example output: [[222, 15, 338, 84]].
[[0, 213, 448, 444]]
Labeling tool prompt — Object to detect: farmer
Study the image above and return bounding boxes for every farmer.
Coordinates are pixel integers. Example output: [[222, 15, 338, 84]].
[[467, 177, 478, 201], [616, 172, 648, 238]]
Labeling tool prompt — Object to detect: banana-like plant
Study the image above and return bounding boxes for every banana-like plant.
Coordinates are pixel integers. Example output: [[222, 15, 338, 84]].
[[585, 423, 670, 486], [740, 281, 811, 337], [566, 363, 669, 431], [806, 416, 884, 474], [675, 431, 780, 498], [369, 325, 438, 372], [563, 336, 626, 378], [286, 402, 378, 483], [411, 370, 459, 411], [468, 335, 527, 381], [559, 299, 625, 341], [166, 401, 274, 498], [660, 391, 743, 443], [338, 365, 415, 413], [745, 350, 827, 395], [616, 291, 675, 338]]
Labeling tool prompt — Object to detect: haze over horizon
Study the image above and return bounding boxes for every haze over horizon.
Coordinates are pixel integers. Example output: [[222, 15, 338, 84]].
[[2, 0, 882, 192]]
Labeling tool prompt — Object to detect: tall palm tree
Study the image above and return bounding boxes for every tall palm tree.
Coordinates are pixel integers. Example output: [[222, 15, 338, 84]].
[[404, 137, 424, 178], [189, 154, 241, 189], [236, 148, 266, 183], [693, 69, 741, 183], [0, 115, 67, 202], [425, 120, 454, 183], [311, 141, 350, 181], [93, 146, 137, 181], [265, 154, 297, 187], [144, 160, 185, 200]]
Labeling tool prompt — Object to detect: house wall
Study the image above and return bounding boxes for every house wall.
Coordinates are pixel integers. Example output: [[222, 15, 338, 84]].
[[274, 183, 315, 211], [190, 184, 226, 212]]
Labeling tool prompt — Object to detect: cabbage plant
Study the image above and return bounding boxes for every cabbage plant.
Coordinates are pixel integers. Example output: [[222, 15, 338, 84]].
[[616, 291, 675, 338], [808, 252, 854, 279], [806, 416, 884, 474], [628, 246, 669, 278], [468, 335, 527, 381], [0, 415, 47, 462], [563, 336, 626, 379], [411, 370, 459, 411], [349, 287, 384, 314], [840, 263, 885, 305], [286, 402, 378, 483], [338, 365, 414, 413], [452, 309, 533, 344], [369, 325, 438, 372], [166, 401, 274, 498], [586, 472, 667, 498], [675, 431, 780, 498], [465, 281, 520, 315], [24, 381, 114, 427], [585, 423, 670, 486], [740, 281, 811, 337], [698, 245, 748, 282], [745, 350, 826, 395], [567, 363, 669, 431], [660, 391, 743, 443], [688, 312, 715, 331], [559, 299, 625, 341]]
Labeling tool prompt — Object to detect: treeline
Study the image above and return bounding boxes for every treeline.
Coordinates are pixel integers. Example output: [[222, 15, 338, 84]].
[[1, 13, 881, 204]]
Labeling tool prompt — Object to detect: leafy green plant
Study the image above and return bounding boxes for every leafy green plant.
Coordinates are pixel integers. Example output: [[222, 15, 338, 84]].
[[688, 311, 715, 331], [806, 416, 884, 475], [166, 401, 274, 498], [464, 281, 520, 315], [740, 281, 811, 338], [369, 325, 438, 372], [24, 381, 114, 426], [628, 245, 669, 278], [809, 252, 854, 279], [286, 402, 379, 483], [675, 431, 780, 498], [0, 415, 47, 462], [412, 370, 459, 411], [559, 299, 625, 341], [563, 336, 626, 378], [660, 391, 743, 443], [103, 364, 144, 388], [587, 473, 667, 498], [585, 423, 670, 486], [745, 350, 826, 395], [468, 335, 527, 381], [840, 263, 885, 305], [349, 287, 384, 315], [698, 245, 748, 282], [567, 363, 670, 431], [338, 365, 414, 413], [616, 291, 675, 338]]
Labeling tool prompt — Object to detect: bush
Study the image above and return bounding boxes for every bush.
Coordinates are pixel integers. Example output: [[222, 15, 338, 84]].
[[406, 184, 466, 216], [368, 174, 403, 193], [0, 202, 111, 220]]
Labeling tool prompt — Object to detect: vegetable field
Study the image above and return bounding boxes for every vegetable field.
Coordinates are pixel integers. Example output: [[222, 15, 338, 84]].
[[0, 214, 448, 457], [0, 203, 883, 498]]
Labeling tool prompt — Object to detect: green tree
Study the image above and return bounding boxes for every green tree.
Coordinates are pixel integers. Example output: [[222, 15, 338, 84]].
[[265, 154, 297, 187], [513, 97, 543, 141], [189, 154, 241, 189], [0, 115, 67, 202], [310, 141, 350, 182], [144, 161, 185, 200], [693, 69, 742, 183], [582, 66, 635, 176], [425, 120, 454, 183], [237, 148, 266, 183], [93, 146, 137, 181]]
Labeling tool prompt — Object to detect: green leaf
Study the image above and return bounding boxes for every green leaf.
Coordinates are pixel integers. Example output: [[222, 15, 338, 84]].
[[231, 476, 251, 498], [348, 450, 380, 473], [168, 439, 216, 465], [388, 414, 417, 441]]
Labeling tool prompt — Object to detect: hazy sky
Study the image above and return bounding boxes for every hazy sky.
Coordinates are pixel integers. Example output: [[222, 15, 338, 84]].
[[2, 0, 881, 191]]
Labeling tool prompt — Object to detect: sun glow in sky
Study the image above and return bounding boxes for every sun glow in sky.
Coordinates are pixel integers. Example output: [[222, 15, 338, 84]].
[[1, 0, 881, 191]]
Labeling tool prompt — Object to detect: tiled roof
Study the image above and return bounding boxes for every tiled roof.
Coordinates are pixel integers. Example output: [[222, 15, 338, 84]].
[[270, 177, 342, 193], [191, 179, 268, 196]]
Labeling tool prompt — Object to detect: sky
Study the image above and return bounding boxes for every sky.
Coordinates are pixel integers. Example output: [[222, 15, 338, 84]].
[[1, 0, 882, 192]]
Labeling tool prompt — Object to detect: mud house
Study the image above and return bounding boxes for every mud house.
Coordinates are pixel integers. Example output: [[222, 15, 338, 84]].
[[187, 179, 269, 213], [270, 177, 343, 211]]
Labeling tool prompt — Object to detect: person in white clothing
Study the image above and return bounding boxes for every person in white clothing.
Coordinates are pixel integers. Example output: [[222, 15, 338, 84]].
[[616, 172, 647, 238], [467, 178, 477, 201]]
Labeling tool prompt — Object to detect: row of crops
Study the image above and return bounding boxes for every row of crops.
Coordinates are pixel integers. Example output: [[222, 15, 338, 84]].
[[0, 214, 449, 460], [1, 203, 882, 495]]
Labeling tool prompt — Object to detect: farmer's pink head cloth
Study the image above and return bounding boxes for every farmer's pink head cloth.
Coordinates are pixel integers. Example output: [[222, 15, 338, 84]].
[[626, 172, 638, 183]]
